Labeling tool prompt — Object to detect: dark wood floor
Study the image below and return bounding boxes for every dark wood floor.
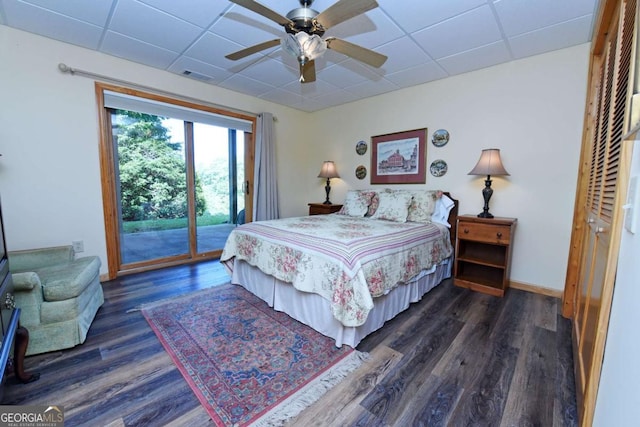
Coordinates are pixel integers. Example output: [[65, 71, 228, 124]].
[[2, 260, 578, 426]]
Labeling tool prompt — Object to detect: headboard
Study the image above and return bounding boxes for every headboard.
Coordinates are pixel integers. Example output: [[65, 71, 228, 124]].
[[443, 192, 459, 250]]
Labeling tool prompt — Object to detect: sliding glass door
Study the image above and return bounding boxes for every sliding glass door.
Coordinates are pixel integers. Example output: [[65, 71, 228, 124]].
[[97, 84, 255, 277], [193, 123, 245, 254]]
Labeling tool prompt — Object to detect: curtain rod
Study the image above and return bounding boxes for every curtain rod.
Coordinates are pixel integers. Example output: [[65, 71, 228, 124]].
[[57, 63, 276, 121]]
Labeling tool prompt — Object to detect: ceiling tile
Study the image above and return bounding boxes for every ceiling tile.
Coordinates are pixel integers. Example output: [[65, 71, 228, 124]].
[[109, 0, 203, 53], [236, 57, 300, 87], [494, 0, 597, 37], [183, 31, 247, 69], [282, 77, 343, 99], [211, 6, 282, 47], [101, 30, 179, 69], [326, 8, 404, 48], [138, 0, 229, 28], [288, 96, 327, 113], [344, 77, 398, 98], [378, 0, 487, 33], [167, 56, 233, 83], [298, 88, 361, 111], [218, 73, 275, 98], [374, 36, 434, 75], [16, 0, 113, 26], [318, 60, 382, 88], [384, 62, 448, 88], [0, 0, 599, 112], [258, 87, 304, 106], [509, 15, 593, 59], [413, 5, 504, 60], [1, 0, 104, 49], [436, 40, 511, 76]]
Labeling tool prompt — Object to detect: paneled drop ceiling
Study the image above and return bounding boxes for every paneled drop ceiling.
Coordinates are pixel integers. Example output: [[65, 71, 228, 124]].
[[0, 0, 599, 112]]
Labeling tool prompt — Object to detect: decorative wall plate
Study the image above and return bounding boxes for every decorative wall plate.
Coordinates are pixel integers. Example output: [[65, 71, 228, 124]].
[[430, 159, 448, 177], [355, 140, 367, 155], [432, 129, 450, 147], [355, 165, 367, 180]]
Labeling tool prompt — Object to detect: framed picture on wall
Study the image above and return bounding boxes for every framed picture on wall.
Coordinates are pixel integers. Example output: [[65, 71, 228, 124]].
[[370, 128, 427, 184]]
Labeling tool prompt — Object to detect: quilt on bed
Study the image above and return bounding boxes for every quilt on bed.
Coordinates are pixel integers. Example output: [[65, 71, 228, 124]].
[[220, 214, 452, 327]]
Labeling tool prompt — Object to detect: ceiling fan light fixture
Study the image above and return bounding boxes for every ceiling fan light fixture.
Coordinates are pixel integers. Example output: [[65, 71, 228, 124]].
[[281, 32, 327, 64]]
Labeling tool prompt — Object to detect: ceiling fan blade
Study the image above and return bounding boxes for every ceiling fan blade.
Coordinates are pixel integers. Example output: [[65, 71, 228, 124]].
[[325, 37, 387, 68], [229, 0, 292, 27], [225, 39, 281, 61], [315, 0, 378, 29], [300, 60, 316, 83]]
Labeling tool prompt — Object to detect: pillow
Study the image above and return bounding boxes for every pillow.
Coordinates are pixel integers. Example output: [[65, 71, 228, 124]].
[[407, 190, 441, 223], [370, 191, 413, 222], [431, 193, 455, 227], [365, 191, 380, 216], [338, 190, 374, 217]]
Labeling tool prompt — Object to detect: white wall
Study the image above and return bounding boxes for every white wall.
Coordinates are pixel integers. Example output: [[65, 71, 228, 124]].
[[593, 137, 640, 426], [0, 25, 591, 291], [0, 25, 311, 275], [307, 43, 591, 292]]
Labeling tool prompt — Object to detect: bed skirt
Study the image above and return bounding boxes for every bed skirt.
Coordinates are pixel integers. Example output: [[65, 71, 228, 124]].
[[228, 258, 452, 348]]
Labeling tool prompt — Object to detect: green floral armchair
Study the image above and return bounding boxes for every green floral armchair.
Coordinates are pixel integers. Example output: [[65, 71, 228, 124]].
[[8, 245, 104, 356]]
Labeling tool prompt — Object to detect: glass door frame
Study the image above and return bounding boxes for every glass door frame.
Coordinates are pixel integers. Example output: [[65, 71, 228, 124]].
[[95, 83, 256, 279]]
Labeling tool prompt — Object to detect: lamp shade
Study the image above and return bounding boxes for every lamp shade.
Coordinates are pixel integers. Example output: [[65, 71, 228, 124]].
[[318, 161, 340, 179], [468, 149, 510, 176]]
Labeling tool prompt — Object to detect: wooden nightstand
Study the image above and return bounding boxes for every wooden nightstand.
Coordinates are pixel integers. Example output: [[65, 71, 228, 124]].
[[453, 215, 517, 297], [308, 203, 342, 215]]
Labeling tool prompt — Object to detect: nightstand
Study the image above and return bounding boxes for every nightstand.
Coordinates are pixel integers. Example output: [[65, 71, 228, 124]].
[[453, 215, 517, 297], [308, 203, 343, 215]]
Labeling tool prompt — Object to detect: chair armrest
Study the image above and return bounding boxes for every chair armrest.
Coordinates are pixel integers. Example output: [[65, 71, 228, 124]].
[[11, 272, 41, 291], [12, 272, 45, 327], [41, 256, 101, 301], [8, 246, 74, 272]]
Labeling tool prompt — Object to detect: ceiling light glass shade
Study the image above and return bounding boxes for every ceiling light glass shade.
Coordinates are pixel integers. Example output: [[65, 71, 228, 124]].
[[282, 32, 327, 64]]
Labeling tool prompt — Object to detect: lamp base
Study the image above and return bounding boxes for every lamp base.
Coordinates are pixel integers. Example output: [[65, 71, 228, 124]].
[[323, 178, 332, 205], [477, 176, 494, 219], [477, 211, 494, 219]]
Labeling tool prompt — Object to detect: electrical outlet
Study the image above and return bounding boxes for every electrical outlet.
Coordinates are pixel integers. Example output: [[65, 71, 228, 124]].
[[72, 240, 84, 253]]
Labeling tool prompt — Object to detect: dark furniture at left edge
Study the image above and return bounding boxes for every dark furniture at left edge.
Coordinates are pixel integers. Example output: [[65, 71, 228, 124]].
[[0, 201, 39, 402]]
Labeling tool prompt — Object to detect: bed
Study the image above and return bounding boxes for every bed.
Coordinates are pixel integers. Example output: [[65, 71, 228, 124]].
[[220, 189, 458, 348]]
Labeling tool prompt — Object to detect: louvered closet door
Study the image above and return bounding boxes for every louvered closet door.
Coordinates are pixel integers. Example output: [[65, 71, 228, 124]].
[[572, 0, 636, 425]]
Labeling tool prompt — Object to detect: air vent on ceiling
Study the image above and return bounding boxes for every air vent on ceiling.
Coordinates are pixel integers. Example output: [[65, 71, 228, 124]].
[[182, 70, 212, 82]]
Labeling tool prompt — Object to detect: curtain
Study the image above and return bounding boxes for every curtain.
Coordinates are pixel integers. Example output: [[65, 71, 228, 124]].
[[253, 112, 279, 220]]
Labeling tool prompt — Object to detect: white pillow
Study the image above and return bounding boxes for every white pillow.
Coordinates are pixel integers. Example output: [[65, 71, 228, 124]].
[[338, 190, 373, 217], [431, 194, 455, 227], [371, 191, 413, 222]]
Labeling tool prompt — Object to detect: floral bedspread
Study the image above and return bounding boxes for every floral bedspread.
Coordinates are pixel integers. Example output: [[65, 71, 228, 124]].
[[220, 214, 452, 327]]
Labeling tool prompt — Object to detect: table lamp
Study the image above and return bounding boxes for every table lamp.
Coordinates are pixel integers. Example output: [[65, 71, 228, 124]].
[[468, 149, 509, 218]]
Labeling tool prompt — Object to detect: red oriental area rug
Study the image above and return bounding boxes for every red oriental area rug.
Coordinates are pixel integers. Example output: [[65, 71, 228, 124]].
[[142, 284, 365, 426]]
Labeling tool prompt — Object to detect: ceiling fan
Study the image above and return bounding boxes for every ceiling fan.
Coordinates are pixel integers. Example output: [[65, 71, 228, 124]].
[[225, 0, 388, 83]]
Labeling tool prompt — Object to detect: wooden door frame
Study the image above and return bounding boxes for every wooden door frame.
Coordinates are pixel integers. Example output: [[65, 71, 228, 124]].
[[562, 0, 638, 424], [95, 82, 257, 279], [562, 0, 620, 319]]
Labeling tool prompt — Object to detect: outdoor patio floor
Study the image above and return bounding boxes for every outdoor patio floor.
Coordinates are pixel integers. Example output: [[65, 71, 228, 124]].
[[120, 223, 237, 264]]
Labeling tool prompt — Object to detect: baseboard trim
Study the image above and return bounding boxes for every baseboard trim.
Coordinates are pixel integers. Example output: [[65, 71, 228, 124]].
[[510, 280, 563, 299]]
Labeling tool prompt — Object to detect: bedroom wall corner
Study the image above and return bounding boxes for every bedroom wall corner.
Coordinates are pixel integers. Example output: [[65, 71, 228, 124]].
[[306, 43, 591, 292]]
